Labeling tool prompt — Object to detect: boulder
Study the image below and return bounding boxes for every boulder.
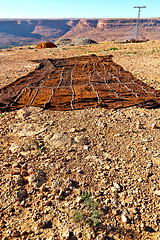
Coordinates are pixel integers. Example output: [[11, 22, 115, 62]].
[[35, 42, 57, 49]]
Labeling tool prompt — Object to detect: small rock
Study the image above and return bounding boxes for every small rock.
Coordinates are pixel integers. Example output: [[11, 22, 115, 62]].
[[104, 198, 110, 205], [37, 220, 46, 228], [140, 222, 147, 231], [16, 189, 27, 201], [1, 220, 6, 228], [16, 108, 31, 119], [14, 175, 24, 186], [20, 200, 27, 207], [152, 122, 160, 129], [75, 196, 83, 203], [136, 121, 144, 129], [74, 136, 82, 143], [21, 169, 28, 176], [11, 168, 21, 175], [70, 128, 76, 133], [12, 162, 21, 168], [84, 145, 89, 150], [21, 230, 29, 236], [28, 169, 47, 187], [21, 163, 28, 170], [112, 182, 122, 192], [138, 177, 143, 183], [112, 209, 120, 216], [154, 190, 160, 196], [121, 213, 129, 223], [3, 162, 10, 167], [11, 230, 20, 237], [6, 229, 12, 237], [132, 207, 138, 214], [62, 228, 70, 239], [73, 228, 82, 238], [9, 143, 21, 153], [46, 132, 72, 148], [102, 206, 109, 214], [96, 233, 107, 240]]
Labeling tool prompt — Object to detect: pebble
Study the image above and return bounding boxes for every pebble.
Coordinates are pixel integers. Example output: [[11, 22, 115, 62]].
[[112, 182, 122, 192], [140, 222, 147, 231], [37, 220, 46, 228], [21, 169, 28, 176], [152, 122, 160, 129], [73, 228, 82, 238], [11, 230, 20, 237], [14, 175, 24, 186], [1, 220, 6, 228], [75, 196, 83, 203], [61, 228, 70, 239], [21, 230, 29, 236], [154, 190, 160, 196], [16, 189, 27, 201], [3, 162, 10, 167], [11, 169, 21, 175], [121, 213, 129, 223], [84, 145, 89, 150]]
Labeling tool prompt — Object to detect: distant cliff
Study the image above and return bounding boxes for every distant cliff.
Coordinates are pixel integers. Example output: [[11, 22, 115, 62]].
[[0, 18, 160, 48]]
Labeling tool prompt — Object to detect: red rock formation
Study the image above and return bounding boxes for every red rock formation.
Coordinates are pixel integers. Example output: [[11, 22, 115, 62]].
[[35, 42, 57, 49], [0, 18, 160, 48], [0, 55, 160, 112]]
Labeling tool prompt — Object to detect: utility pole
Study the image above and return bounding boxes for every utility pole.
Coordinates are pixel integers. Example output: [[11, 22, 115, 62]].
[[133, 6, 146, 40]]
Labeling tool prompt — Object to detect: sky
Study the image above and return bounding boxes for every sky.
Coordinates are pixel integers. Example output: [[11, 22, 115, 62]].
[[0, 0, 159, 19]]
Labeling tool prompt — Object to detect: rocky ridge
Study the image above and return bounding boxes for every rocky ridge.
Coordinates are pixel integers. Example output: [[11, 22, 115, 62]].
[[0, 18, 160, 48]]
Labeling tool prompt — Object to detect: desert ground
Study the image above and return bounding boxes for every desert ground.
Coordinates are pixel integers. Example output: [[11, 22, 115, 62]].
[[0, 40, 160, 240]]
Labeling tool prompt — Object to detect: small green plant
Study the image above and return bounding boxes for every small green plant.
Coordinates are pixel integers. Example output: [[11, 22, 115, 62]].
[[0, 113, 5, 117], [127, 51, 137, 55], [109, 47, 118, 51], [0, 147, 4, 151], [59, 195, 64, 201], [73, 192, 102, 227], [74, 209, 85, 223], [36, 142, 43, 156]]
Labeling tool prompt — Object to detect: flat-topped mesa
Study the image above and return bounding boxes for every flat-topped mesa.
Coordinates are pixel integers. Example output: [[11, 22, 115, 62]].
[[0, 54, 160, 112]]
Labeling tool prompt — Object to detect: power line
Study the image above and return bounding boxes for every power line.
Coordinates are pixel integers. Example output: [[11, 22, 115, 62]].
[[133, 6, 146, 40]]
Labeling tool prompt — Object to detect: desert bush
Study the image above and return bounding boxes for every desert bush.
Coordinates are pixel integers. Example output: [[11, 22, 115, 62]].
[[73, 192, 102, 227], [110, 47, 118, 51]]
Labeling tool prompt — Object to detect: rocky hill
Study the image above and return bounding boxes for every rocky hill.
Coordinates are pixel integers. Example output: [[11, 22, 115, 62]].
[[0, 18, 160, 48]]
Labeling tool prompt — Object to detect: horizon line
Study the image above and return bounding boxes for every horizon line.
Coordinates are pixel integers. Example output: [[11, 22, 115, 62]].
[[0, 17, 159, 20]]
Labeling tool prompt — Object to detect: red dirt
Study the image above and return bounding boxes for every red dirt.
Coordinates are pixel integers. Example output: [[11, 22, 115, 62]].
[[0, 54, 160, 112]]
